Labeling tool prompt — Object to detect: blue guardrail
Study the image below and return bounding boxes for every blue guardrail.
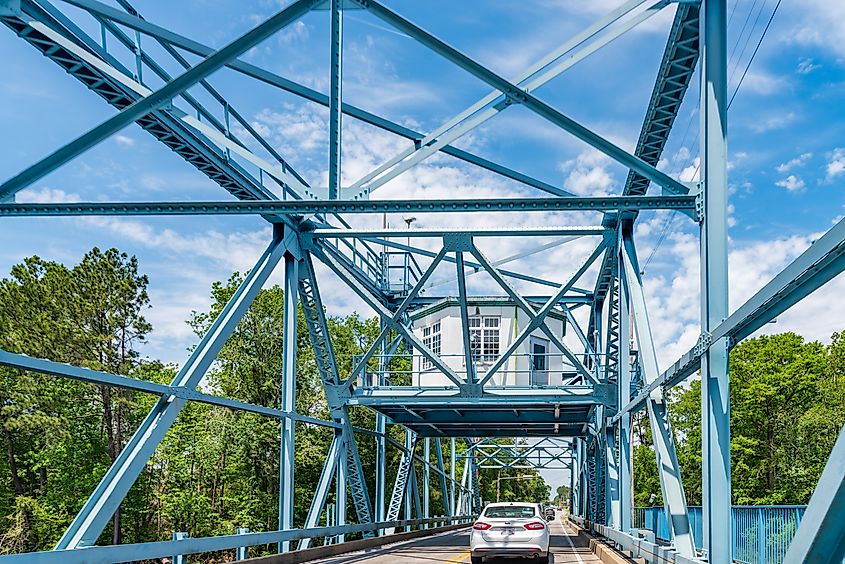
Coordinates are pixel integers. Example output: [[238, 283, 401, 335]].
[[633, 505, 806, 564]]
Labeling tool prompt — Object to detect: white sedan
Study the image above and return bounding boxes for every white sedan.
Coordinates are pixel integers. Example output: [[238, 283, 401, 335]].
[[470, 502, 551, 563]]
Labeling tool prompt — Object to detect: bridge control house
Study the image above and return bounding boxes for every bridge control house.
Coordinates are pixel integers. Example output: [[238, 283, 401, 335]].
[[410, 297, 573, 387]]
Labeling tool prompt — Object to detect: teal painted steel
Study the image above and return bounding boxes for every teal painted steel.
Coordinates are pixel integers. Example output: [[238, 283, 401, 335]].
[[634, 506, 806, 564], [5, 0, 844, 562]]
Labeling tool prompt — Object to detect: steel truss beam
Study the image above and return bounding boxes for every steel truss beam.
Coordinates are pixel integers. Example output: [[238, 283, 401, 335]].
[[50, 0, 573, 198], [297, 252, 375, 530], [611, 211, 845, 425], [0, 0, 321, 201], [593, 3, 700, 308], [0, 1, 285, 205], [477, 240, 607, 387], [54, 226, 290, 549], [0, 195, 696, 217], [312, 243, 465, 388], [621, 236, 695, 557], [345, 0, 668, 200], [469, 244, 597, 384], [312, 226, 606, 238], [0, 349, 339, 428], [351, 0, 689, 196]]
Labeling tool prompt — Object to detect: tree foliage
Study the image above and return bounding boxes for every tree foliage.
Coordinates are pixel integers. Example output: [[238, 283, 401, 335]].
[[0, 251, 471, 555], [633, 333, 845, 507]]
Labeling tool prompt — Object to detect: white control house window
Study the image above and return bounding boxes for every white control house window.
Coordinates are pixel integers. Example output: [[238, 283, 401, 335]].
[[421, 321, 441, 369], [469, 316, 500, 362]]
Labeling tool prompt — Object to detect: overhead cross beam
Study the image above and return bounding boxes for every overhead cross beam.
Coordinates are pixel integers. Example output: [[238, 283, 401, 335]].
[[51, 0, 574, 198], [351, 0, 690, 196], [0, 195, 697, 217], [345, 0, 668, 199], [0, 0, 322, 201]]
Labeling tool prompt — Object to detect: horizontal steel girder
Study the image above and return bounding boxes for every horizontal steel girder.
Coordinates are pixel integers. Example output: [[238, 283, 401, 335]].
[[51, 0, 567, 198], [0, 195, 696, 216], [311, 226, 605, 238], [0, 349, 341, 428]]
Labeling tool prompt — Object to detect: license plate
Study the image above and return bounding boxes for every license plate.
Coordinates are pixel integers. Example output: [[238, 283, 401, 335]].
[[500, 528, 514, 534]]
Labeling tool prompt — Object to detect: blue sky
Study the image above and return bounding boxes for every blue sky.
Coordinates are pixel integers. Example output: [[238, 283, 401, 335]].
[[1, 0, 844, 383]]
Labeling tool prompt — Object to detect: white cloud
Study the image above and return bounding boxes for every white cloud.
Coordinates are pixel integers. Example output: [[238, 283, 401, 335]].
[[734, 70, 786, 97], [559, 150, 616, 197], [775, 175, 806, 192], [751, 112, 797, 133], [784, 0, 845, 58], [776, 152, 812, 173], [277, 20, 309, 45], [796, 58, 821, 75], [636, 227, 828, 369], [678, 158, 700, 183], [114, 134, 135, 147], [826, 148, 845, 182], [16, 187, 81, 203]]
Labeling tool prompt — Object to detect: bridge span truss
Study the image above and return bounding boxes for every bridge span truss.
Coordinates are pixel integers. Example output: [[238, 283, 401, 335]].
[[0, 0, 843, 562]]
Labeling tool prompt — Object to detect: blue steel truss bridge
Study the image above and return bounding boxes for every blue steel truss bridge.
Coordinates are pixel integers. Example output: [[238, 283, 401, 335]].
[[0, 0, 843, 563]]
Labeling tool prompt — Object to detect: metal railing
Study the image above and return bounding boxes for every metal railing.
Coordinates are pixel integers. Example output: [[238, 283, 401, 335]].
[[382, 251, 424, 294], [353, 352, 590, 388], [633, 505, 806, 564], [0, 516, 474, 564]]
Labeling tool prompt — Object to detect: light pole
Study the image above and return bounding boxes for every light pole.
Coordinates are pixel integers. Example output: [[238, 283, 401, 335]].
[[496, 474, 533, 502], [402, 216, 416, 290]]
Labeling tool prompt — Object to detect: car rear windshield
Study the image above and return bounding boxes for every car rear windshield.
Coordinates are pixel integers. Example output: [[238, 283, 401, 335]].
[[483, 505, 537, 518]]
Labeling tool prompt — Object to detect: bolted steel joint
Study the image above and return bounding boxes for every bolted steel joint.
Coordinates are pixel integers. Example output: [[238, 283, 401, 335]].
[[694, 189, 705, 223], [694, 331, 712, 356]]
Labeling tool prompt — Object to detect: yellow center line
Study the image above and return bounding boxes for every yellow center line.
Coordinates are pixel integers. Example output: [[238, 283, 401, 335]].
[[444, 549, 471, 563]]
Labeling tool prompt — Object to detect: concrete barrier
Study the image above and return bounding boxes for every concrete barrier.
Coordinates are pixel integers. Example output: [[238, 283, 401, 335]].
[[242, 522, 469, 563]]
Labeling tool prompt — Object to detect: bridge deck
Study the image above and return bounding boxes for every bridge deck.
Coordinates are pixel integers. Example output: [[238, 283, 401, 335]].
[[309, 518, 598, 563]]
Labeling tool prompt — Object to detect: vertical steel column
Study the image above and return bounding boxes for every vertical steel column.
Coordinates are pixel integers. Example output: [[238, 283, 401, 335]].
[[327, 0, 343, 199], [450, 438, 457, 515], [336, 438, 347, 544], [576, 438, 586, 517], [423, 438, 431, 523], [404, 429, 414, 532], [605, 423, 619, 528], [618, 255, 633, 533], [700, 0, 731, 561], [374, 323, 388, 526], [278, 251, 299, 553], [434, 438, 450, 517], [569, 451, 576, 515]]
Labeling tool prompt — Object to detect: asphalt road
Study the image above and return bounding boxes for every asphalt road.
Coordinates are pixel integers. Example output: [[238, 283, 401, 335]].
[[309, 516, 600, 563]]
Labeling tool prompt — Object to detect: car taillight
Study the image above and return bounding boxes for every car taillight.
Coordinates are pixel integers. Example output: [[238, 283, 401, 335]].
[[523, 521, 546, 530], [473, 521, 492, 530]]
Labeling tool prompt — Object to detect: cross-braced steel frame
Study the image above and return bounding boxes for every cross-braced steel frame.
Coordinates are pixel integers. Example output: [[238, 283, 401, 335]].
[[0, 0, 844, 562]]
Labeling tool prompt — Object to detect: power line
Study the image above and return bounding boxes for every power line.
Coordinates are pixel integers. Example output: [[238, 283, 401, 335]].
[[645, 0, 782, 272], [688, 0, 782, 183]]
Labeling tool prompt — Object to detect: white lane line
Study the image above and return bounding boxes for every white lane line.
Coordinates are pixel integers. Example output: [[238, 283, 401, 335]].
[[561, 521, 585, 564]]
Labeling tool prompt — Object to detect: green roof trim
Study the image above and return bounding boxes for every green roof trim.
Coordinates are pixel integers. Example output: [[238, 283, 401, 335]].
[[410, 296, 568, 323]]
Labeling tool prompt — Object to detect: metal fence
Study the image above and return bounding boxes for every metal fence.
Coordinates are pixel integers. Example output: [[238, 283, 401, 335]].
[[633, 505, 806, 564]]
